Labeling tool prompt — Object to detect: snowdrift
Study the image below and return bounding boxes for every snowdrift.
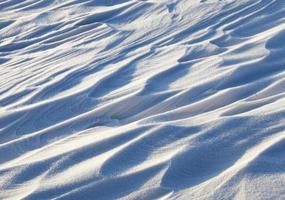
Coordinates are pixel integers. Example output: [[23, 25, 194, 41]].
[[0, 0, 285, 199]]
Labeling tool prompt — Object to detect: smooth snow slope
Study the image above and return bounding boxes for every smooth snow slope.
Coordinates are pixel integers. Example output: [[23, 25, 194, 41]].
[[0, 0, 285, 199]]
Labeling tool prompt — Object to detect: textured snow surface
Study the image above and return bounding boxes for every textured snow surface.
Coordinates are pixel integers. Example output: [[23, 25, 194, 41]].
[[0, 0, 285, 199]]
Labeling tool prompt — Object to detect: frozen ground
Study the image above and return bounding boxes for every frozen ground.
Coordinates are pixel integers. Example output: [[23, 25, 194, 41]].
[[0, 0, 285, 199]]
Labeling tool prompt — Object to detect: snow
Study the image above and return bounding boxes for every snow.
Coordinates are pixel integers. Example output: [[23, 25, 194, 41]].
[[0, 0, 285, 199]]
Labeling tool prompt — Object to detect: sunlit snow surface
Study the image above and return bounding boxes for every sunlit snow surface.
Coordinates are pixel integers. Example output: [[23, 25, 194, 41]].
[[0, 0, 285, 199]]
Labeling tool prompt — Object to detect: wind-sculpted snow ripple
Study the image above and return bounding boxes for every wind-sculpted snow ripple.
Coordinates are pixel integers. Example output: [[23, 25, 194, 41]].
[[0, 0, 285, 199]]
